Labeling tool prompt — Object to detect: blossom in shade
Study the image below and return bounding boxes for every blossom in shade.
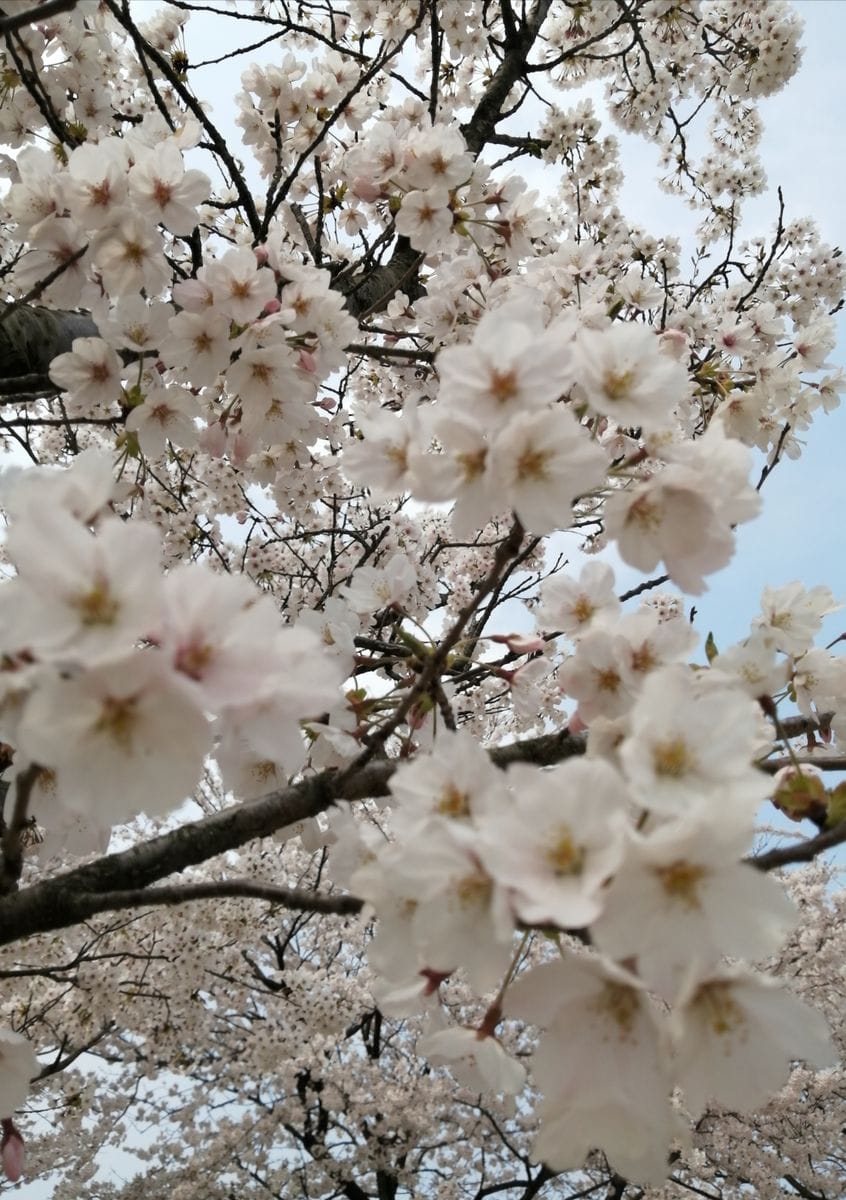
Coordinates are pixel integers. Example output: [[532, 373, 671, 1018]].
[[507, 953, 678, 1185], [670, 965, 835, 1116], [590, 816, 798, 997]]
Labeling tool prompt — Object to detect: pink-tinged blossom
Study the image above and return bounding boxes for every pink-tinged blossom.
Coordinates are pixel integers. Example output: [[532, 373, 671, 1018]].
[[5, 145, 66, 233], [475, 759, 627, 928], [128, 141, 210, 235], [48, 337, 123, 411], [162, 309, 233, 385], [0, 1031, 37, 1117], [208, 246, 278, 324], [65, 139, 129, 230], [159, 567, 301, 711], [12, 215, 93, 308], [670, 965, 835, 1116], [93, 213, 170, 297], [507, 953, 678, 1185], [573, 321, 690, 431], [16, 653, 212, 821], [1, 1119, 24, 1183], [402, 125, 473, 191], [225, 344, 306, 411]]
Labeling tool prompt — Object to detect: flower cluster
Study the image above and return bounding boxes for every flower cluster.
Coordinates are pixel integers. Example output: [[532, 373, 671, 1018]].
[[330, 564, 845, 1181], [0, 452, 343, 850]]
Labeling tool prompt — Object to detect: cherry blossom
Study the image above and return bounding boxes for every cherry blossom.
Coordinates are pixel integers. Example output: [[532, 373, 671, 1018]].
[[0, 2, 844, 1195]]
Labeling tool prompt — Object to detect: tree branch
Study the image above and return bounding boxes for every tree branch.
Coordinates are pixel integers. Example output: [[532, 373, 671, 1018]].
[[0, 0, 76, 36], [749, 819, 846, 872], [0, 724, 586, 947]]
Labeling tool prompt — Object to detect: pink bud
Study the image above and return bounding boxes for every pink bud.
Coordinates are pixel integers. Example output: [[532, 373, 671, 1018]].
[[253, 244, 269, 266], [1, 1120, 24, 1184], [231, 433, 252, 468], [489, 632, 546, 654], [567, 710, 588, 736], [297, 349, 317, 373], [658, 328, 689, 360], [351, 176, 381, 203], [262, 297, 282, 316], [197, 423, 228, 458]]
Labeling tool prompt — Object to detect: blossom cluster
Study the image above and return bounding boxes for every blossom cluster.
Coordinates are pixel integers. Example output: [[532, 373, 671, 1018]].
[[0, 452, 343, 856], [329, 565, 846, 1182], [0, 0, 844, 1195]]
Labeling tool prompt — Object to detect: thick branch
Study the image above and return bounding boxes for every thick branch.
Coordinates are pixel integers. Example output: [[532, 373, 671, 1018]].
[[0, 306, 99, 386], [0, 0, 76, 35], [459, 0, 553, 155], [0, 724, 586, 947], [79, 879, 363, 919]]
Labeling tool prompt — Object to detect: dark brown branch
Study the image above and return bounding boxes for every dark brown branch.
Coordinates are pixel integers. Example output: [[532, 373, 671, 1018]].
[[0, 0, 76, 35], [79, 879, 364, 918], [460, 0, 553, 156], [0, 723, 586, 947], [749, 820, 846, 872]]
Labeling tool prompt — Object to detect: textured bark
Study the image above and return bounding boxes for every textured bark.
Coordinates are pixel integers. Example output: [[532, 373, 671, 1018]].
[[0, 305, 98, 391]]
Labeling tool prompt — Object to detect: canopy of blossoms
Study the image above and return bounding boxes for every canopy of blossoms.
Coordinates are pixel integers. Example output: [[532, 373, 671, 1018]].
[[0, 0, 844, 1196]]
